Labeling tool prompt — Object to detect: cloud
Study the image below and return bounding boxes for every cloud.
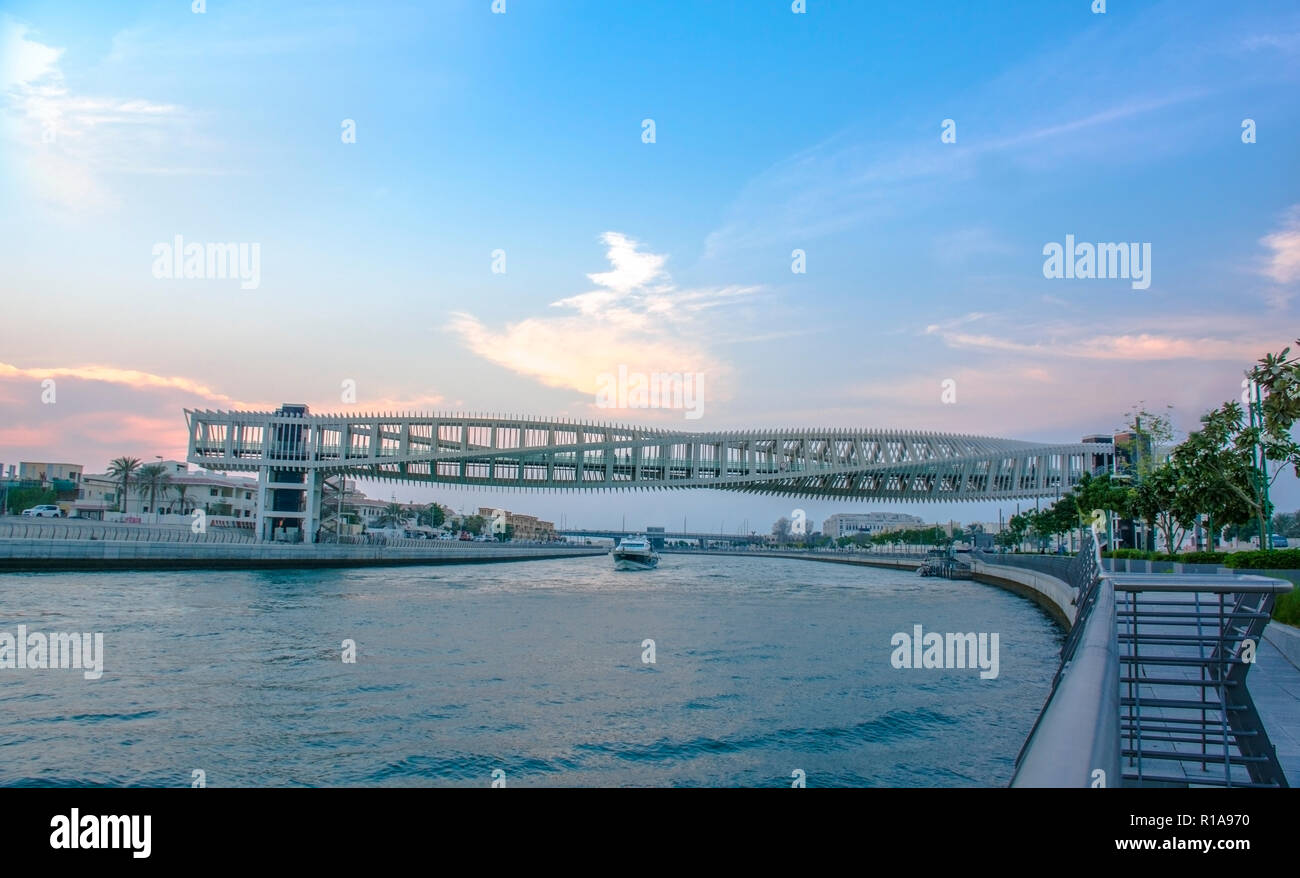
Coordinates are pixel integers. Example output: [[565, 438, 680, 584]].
[[1260, 205, 1300, 285], [450, 233, 758, 401], [0, 361, 449, 415], [0, 361, 452, 476], [702, 4, 1291, 259], [1, 17, 187, 211], [585, 232, 668, 292], [922, 314, 1274, 363], [0, 361, 251, 405], [0, 18, 62, 89]]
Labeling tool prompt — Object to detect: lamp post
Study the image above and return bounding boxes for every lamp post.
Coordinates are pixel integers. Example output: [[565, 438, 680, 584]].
[[1249, 381, 1273, 545]]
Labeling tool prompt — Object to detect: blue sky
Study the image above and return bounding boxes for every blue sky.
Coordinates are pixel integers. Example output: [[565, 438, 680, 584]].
[[2, 0, 1298, 532]]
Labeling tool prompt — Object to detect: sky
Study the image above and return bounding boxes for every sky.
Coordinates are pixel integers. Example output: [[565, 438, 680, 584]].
[[1, 0, 1298, 533]]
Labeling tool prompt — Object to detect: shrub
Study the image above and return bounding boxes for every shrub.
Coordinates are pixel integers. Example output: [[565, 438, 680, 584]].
[[1225, 549, 1300, 570], [1274, 587, 1300, 626], [1178, 551, 1228, 565], [1104, 549, 1146, 559]]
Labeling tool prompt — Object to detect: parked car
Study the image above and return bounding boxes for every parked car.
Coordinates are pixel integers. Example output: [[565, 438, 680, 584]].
[[22, 505, 62, 518], [1271, 534, 1289, 548]]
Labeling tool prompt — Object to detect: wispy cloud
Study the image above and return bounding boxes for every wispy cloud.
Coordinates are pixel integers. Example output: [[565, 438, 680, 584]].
[[450, 233, 759, 401], [922, 312, 1276, 363], [0, 361, 250, 405], [703, 4, 1294, 259], [1260, 205, 1300, 285], [1, 17, 191, 211]]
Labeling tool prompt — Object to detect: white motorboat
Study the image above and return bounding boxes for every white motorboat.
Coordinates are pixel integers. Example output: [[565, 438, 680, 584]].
[[613, 536, 659, 570]]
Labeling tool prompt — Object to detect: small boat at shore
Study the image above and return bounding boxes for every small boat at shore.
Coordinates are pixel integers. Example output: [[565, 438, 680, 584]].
[[613, 536, 659, 571]]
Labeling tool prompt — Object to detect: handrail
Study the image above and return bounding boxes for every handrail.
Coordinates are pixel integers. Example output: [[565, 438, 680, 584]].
[[1011, 530, 1122, 787], [1008, 529, 1290, 788]]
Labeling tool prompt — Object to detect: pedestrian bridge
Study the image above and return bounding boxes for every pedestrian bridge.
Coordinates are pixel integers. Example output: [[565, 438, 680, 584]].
[[185, 405, 1111, 502]]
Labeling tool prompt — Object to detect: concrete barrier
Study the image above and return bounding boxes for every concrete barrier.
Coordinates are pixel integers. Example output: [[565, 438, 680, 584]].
[[970, 559, 1077, 629], [663, 550, 1076, 627], [0, 539, 608, 571], [1263, 621, 1300, 671]]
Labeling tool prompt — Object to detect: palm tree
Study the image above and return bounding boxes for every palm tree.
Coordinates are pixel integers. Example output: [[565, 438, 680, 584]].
[[170, 482, 195, 515], [377, 502, 407, 528], [106, 456, 142, 515], [134, 463, 171, 523]]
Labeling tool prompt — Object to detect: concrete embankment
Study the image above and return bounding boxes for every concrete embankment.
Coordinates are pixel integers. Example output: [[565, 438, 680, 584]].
[[662, 550, 1075, 628], [1264, 621, 1300, 670], [0, 539, 608, 572]]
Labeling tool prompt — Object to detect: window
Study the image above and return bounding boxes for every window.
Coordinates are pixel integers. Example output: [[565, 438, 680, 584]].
[[210, 488, 218, 496]]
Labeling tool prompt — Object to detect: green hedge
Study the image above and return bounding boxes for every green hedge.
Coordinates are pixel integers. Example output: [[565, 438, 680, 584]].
[[1101, 549, 1226, 563], [1102, 549, 1300, 568], [1223, 549, 1300, 569], [1177, 551, 1229, 564], [1103, 549, 1300, 626], [1275, 587, 1300, 627]]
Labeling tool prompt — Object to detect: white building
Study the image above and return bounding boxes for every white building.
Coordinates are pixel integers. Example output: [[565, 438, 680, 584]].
[[75, 460, 259, 528], [822, 511, 924, 538]]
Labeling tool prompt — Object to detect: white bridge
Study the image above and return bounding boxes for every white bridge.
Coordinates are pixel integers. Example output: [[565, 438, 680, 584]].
[[185, 405, 1112, 542]]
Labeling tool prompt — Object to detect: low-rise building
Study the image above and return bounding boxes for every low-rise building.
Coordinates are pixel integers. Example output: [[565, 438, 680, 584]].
[[18, 462, 83, 487], [822, 511, 924, 538], [75, 461, 258, 527], [479, 507, 557, 540]]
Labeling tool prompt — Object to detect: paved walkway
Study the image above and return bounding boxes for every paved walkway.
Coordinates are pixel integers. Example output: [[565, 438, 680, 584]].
[[1114, 582, 1298, 788], [1250, 634, 1300, 785]]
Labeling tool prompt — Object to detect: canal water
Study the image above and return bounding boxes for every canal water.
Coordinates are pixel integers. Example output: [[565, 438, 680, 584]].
[[0, 554, 1062, 787]]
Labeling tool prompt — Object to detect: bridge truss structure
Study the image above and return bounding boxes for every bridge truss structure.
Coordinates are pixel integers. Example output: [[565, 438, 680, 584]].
[[185, 406, 1113, 543]]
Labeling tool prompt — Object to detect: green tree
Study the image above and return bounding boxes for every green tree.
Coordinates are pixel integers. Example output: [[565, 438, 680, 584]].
[[1172, 404, 1257, 549], [377, 502, 408, 528], [106, 456, 142, 514], [1247, 340, 1300, 538], [1120, 403, 1176, 476], [998, 513, 1030, 550], [772, 517, 792, 541], [170, 482, 197, 515], [133, 463, 172, 523], [7, 486, 57, 515], [418, 503, 446, 529], [1128, 459, 1197, 554]]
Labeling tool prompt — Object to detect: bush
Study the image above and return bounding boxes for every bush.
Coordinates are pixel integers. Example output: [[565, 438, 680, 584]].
[[1225, 549, 1300, 570], [1178, 551, 1228, 565], [1104, 549, 1231, 564], [4, 486, 57, 514], [1275, 586, 1300, 627]]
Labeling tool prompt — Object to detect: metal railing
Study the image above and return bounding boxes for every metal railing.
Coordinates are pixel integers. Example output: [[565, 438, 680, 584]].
[[1006, 532, 1290, 787], [1011, 532, 1121, 787], [1116, 576, 1289, 787], [0, 521, 255, 543]]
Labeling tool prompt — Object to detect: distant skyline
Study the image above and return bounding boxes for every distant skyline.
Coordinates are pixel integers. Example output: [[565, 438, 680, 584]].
[[2, 0, 1298, 529]]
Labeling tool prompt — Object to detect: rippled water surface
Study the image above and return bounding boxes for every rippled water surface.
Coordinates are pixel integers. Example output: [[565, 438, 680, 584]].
[[0, 554, 1062, 787]]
